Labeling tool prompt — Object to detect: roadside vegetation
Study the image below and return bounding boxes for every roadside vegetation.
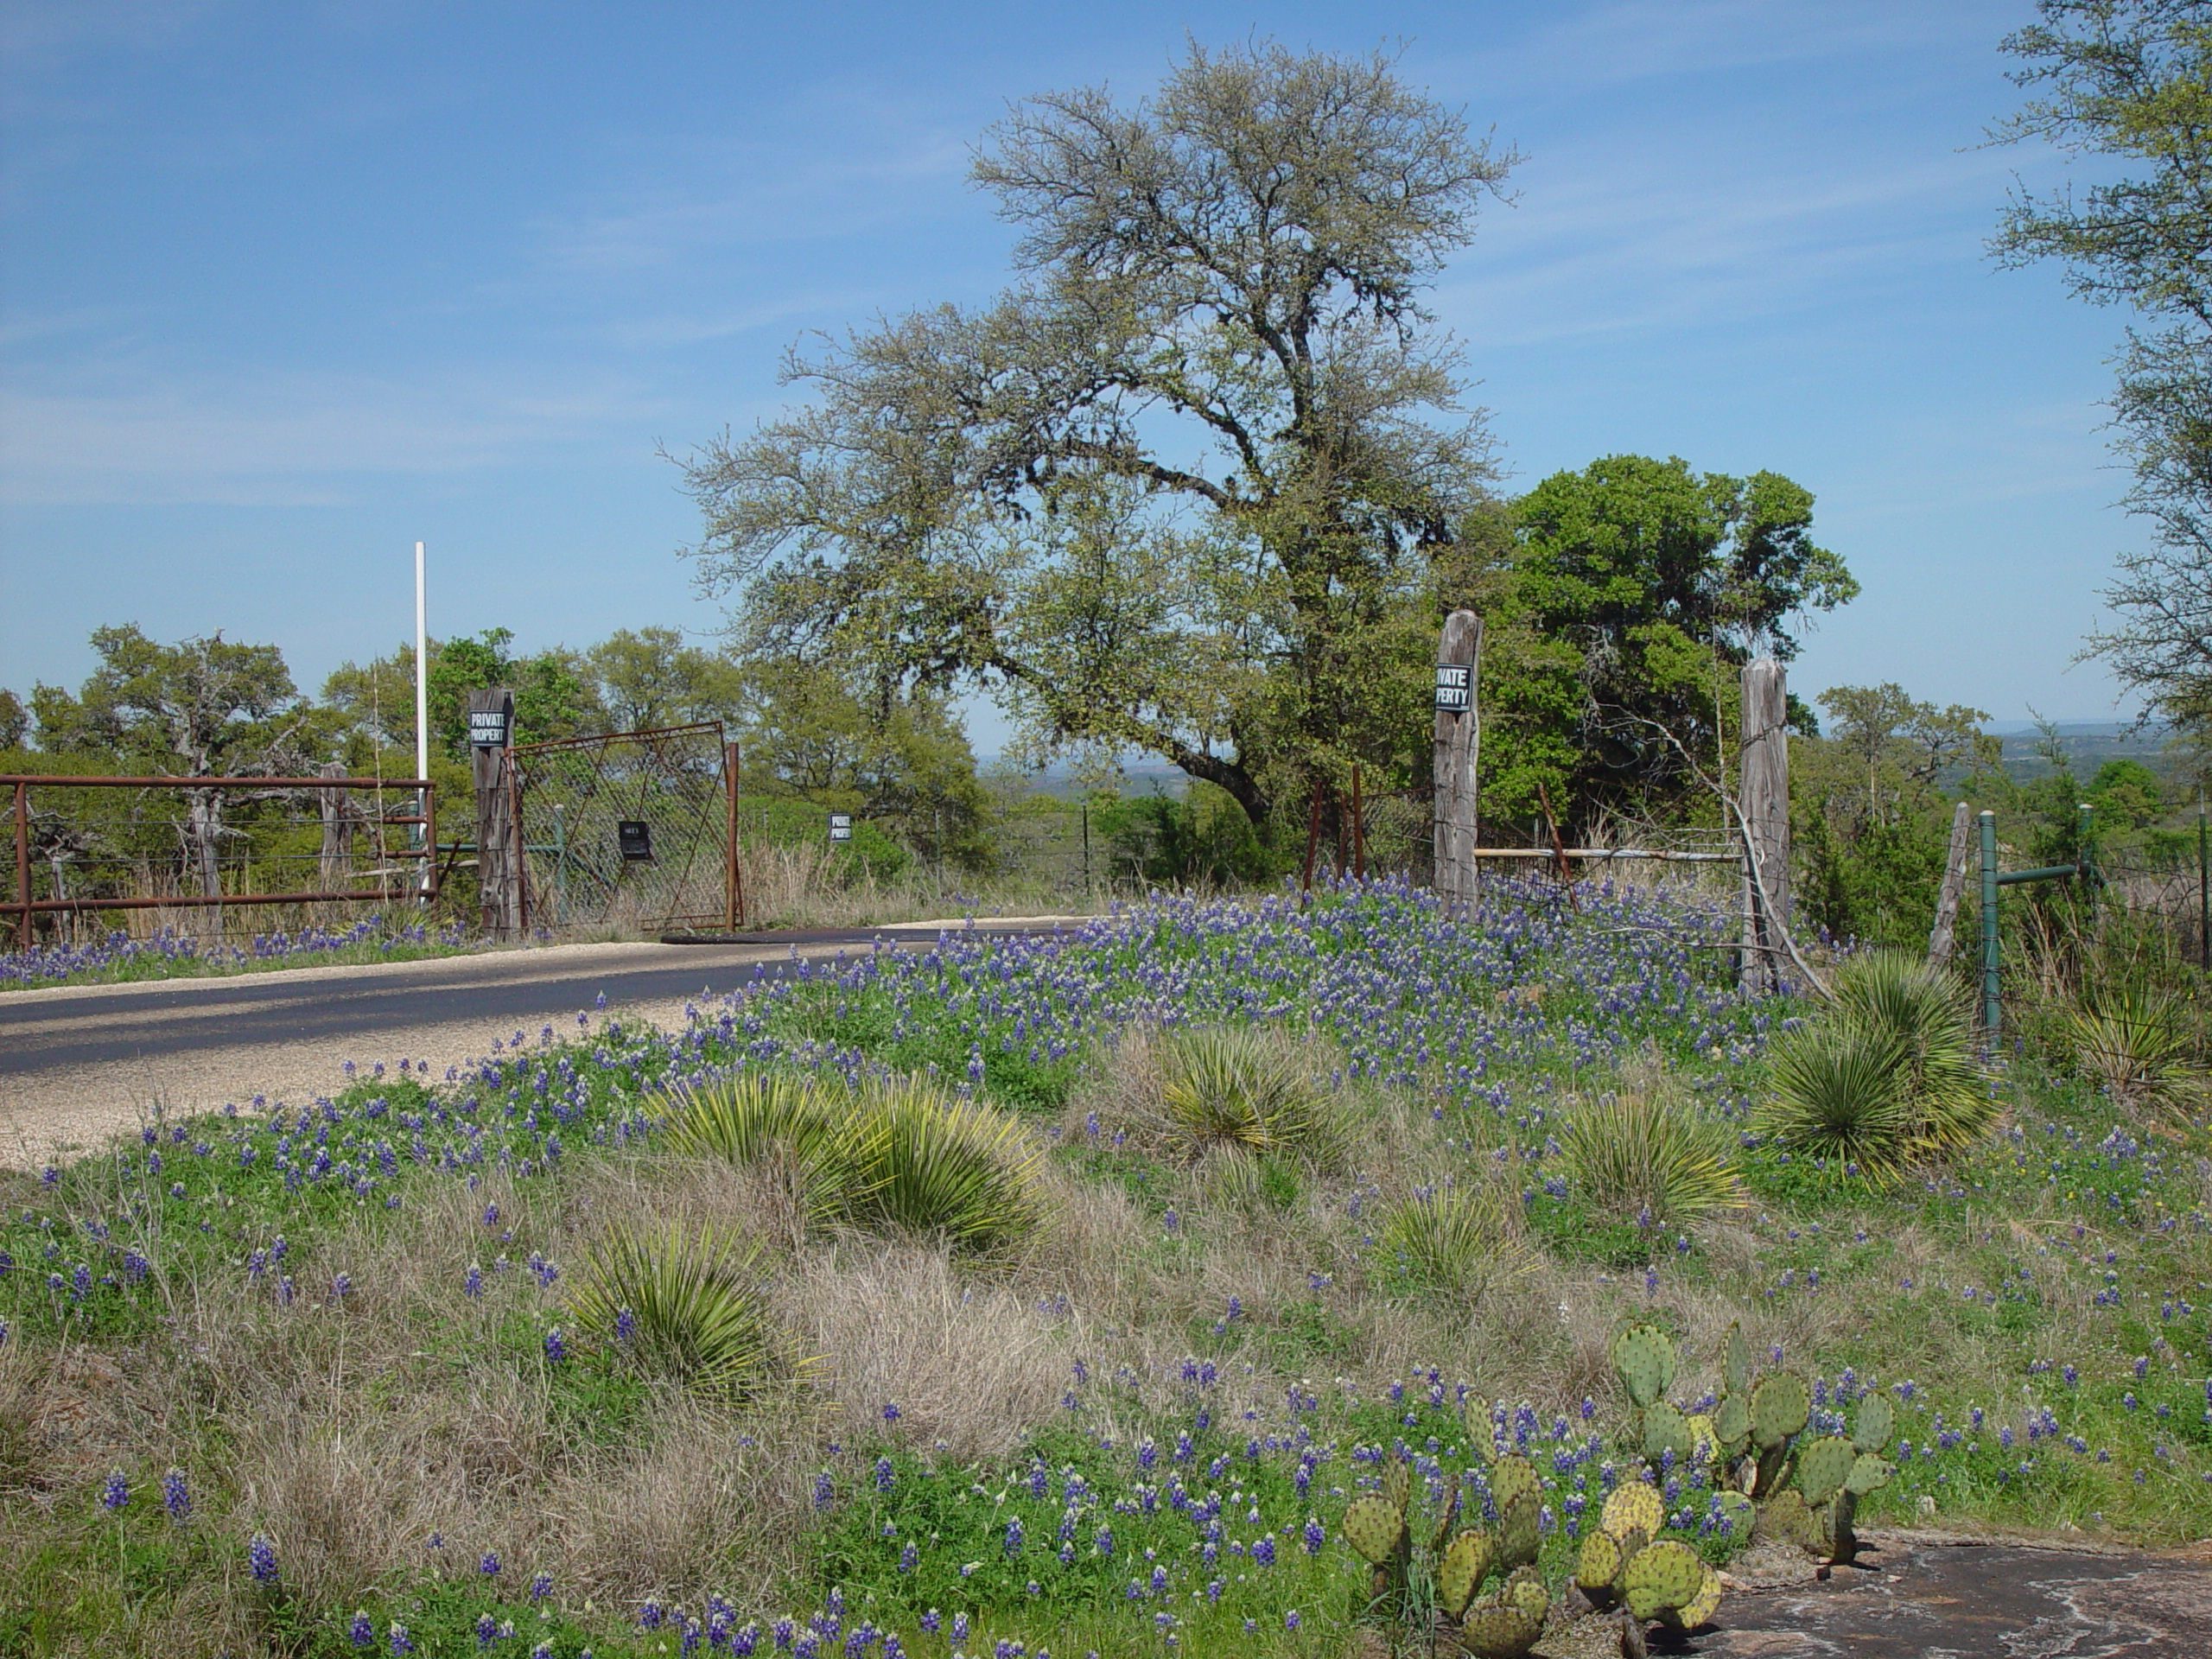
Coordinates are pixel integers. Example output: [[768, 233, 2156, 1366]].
[[3, 874, 2209, 1656]]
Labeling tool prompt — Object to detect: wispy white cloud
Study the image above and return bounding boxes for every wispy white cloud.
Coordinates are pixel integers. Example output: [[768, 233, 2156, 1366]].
[[0, 361, 677, 505]]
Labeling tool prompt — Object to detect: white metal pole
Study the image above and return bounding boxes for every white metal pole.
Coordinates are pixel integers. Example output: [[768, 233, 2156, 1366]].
[[415, 540, 430, 898]]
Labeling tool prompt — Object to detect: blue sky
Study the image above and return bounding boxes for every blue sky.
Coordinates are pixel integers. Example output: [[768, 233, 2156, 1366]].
[[0, 0, 2142, 745]]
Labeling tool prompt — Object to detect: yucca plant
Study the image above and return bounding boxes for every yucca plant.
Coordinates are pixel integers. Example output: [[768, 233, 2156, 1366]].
[[1758, 950, 1993, 1179], [1157, 1026, 1338, 1166], [569, 1221, 793, 1398], [834, 1084, 1047, 1255], [1374, 1184, 1530, 1302], [658, 1071, 849, 1225], [2064, 986, 2199, 1112], [1559, 1092, 1747, 1224]]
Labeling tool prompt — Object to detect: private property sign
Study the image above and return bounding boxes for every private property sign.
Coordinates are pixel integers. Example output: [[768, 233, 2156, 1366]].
[[1434, 663, 1472, 713], [468, 707, 510, 748]]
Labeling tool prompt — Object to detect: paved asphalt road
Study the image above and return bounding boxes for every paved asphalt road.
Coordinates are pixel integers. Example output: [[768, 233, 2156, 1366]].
[[0, 923, 1066, 1077]]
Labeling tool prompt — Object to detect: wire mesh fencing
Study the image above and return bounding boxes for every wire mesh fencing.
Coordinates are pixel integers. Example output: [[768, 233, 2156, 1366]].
[[512, 724, 733, 935]]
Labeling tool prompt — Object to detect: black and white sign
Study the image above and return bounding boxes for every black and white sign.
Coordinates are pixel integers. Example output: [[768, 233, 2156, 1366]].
[[828, 812, 853, 843], [467, 708, 510, 748], [617, 820, 654, 862], [1434, 663, 1472, 713]]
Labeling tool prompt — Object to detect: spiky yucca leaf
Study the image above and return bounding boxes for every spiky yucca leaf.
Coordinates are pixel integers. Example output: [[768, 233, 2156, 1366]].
[[834, 1085, 1047, 1255], [1374, 1184, 1530, 1302], [1157, 1026, 1338, 1166], [658, 1071, 849, 1225], [1828, 951, 1989, 1154], [2064, 987, 2199, 1111], [1559, 1092, 1747, 1224], [569, 1222, 793, 1397]]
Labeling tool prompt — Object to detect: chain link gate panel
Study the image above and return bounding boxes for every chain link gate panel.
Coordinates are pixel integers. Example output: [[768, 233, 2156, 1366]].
[[512, 723, 733, 935]]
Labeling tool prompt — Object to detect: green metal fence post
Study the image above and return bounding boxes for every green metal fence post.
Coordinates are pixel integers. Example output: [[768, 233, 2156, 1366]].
[[1980, 809, 2000, 1035], [2199, 791, 2209, 973]]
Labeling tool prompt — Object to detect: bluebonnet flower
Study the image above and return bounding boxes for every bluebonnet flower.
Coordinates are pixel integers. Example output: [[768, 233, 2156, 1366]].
[[814, 1471, 835, 1509], [615, 1305, 637, 1345], [531, 1570, 553, 1600], [875, 1457, 895, 1492], [480, 1550, 500, 1578], [351, 1611, 375, 1648], [389, 1624, 415, 1656], [100, 1469, 129, 1510], [544, 1327, 568, 1362], [162, 1466, 190, 1522], [249, 1534, 280, 1586], [477, 1613, 499, 1647], [882, 1401, 901, 1424]]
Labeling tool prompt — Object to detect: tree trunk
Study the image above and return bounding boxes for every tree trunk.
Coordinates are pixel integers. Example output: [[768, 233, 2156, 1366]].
[[1928, 799, 1973, 968], [319, 760, 353, 892]]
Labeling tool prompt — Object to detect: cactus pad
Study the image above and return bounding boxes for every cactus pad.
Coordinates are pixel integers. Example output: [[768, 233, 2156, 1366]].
[[1795, 1435, 1859, 1509], [1658, 1562, 1723, 1632], [1382, 1459, 1411, 1516], [1611, 1322, 1677, 1409], [1575, 1528, 1623, 1595], [1342, 1496, 1405, 1565], [1725, 1320, 1753, 1398], [1427, 1471, 1461, 1554], [1622, 1539, 1704, 1622], [1750, 1371, 1810, 1448], [1602, 1481, 1663, 1540], [1853, 1393, 1896, 1454], [1643, 1400, 1695, 1465], [1453, 1604, 1542, 1659], [1713, 1392, 1751, 1453], [1497, 1491, 1541, 1569], [1436, 1529, 1495, 1618], [1488, 1453, 1541, 1515], [1845, 1452, 1895, 1497], [1503, 1565, 1549, 1621], [1753, 1487, 1823, 1554]]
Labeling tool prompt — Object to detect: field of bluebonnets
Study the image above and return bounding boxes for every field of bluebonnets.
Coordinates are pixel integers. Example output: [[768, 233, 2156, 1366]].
[[3, 873, 2210, 1656], [1, 917, 475, 990]]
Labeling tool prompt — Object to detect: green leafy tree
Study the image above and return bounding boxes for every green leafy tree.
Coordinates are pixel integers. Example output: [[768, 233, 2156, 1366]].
[[1992, 3, 2212, 730], [675, 40, 1517, 829], [586, 627, 747, 733], [0, 688, 27, 752], [1471, 455, 1856, 829], [323, 630, 605, 762]]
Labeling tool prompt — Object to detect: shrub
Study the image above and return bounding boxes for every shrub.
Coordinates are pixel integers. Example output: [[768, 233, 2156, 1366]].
[[661, 1072, 848, 1228], [1373, 1184, 1530, 1302], [569, 1222, 793, 1398], [1559, 1092, 1747, 1224], [1757, 950, 1993, 1178], [836, 1084, 1048, 1254], [2063, 986, 2199, 1113], [1156, 1026, 1338, 1166]]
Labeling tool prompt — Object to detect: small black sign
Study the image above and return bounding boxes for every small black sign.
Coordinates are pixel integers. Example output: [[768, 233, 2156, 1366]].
[[468, 709, 510, 748], [828, 812, 853, 843], [1434, 663, 1472, 714], [617, 820, 654, 862]]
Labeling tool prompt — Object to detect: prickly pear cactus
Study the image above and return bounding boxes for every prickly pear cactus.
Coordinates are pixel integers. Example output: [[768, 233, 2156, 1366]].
[[1453, 1603, 1542, 1659], [1497, 1491, 1541, 1570], [1853, 1393, 1896, 1455], [1611, 1322, 1677, 1410], [1713, 1392, 1751, 1459], [1749, 1372, 1810, 1449], [1752, 1486, 1822, 1554], [1436, 1529, 1495, 1619], [1601, 1481, 1662, 1540], [1795, 1434, 1858, 1509], [1621, 1539, 1704, 1623], [1724, 1320, 1753, 1398], [1713, 1488, 1754, 1543], [1427, 1471, 1461, 1554], [1342, 1495, 1406, 1566], [1845, 1451, 1895, 1497], [1488, 1453, 1541, 1515], [1503, 1565, 1549, 1621], [1657, 1562, 1723, 1633], [1641, 1400, 1694, 1465], [1576, 1527, 1624, 1601], [1382, 1458, 1411, 1516]]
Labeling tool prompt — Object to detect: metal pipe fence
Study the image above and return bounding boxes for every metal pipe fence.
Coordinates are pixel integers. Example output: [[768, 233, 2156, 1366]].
[[5, 772, 438, 950]]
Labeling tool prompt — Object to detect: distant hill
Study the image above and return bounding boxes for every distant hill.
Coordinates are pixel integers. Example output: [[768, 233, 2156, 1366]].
[[1987, 720, 2180, 783]]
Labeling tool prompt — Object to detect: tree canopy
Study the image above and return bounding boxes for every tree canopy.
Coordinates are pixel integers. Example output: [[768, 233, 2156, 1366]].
[[676, 40, 1519, 827], [1993, 2, 2212, 734]]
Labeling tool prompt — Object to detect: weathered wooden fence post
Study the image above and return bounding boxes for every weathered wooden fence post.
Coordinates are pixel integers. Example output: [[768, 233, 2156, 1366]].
[[467, 688, 521, 941], [317, 760, 353, 893], [724, 740, 745, 931], [1738, 658, 1791, 994], [1432, 609, 1483, 912], [1928, 799, 1973, 967]]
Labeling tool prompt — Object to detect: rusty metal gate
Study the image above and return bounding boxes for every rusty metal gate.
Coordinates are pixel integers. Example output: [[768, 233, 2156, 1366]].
[[510, 723, 737, 934]]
